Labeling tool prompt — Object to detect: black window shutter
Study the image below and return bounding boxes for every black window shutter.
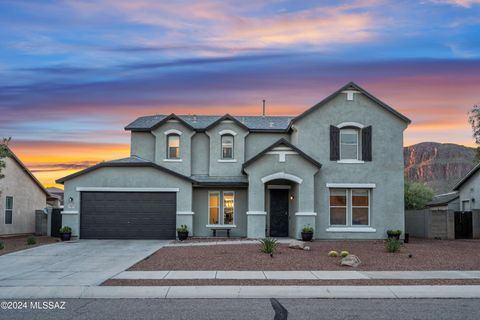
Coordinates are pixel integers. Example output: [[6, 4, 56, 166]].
[[362, 126, 372, 161], [330, 125, 340, 161]]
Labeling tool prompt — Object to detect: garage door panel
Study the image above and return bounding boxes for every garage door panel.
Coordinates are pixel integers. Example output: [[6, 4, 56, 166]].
[[80, 192, 176, 239]]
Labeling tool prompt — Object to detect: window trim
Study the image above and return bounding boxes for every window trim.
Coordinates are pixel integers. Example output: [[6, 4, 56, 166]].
[[166, 133, 181, 159], [5, 196, 13, 225], [207, 191, 236, 227], [220, 134, 234, 160], [328, 188, 371, 228], [339, 128, 359, 161]]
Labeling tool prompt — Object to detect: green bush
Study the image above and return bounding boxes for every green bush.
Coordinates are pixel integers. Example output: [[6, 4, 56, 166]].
[[405, 182, 433, 209], [385, 238, 401, 253], [340, 250, 350, 257], [259, 238, 279, 254], [59, 226, 72, 233], [301, 226, 314, 233], [26, 236, 36, 245], [387, 230, 402, 237], [0, 241, 4, 250], [328, 250, 338, 257], [176, 224, 189, 233]]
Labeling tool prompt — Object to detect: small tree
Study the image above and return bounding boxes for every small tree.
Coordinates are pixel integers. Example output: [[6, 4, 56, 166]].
[[0, 138, 12, 179], [468, 105, 480, 162], [405, 182, 434, 210]]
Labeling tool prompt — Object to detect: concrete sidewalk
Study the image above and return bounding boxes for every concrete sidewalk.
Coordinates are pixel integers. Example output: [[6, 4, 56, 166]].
[[1, 285, 480, 299], [113, 270, 480, 280]]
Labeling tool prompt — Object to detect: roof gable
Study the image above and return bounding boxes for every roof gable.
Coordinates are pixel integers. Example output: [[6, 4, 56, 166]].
[[204, 114, 249, 131], [453, 163, 480, 191], [242, 138, 322, 171], [290, 82, 411, 126]]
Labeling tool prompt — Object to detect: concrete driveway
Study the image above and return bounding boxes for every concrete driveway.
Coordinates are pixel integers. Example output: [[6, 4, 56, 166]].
[[0, 240, 169, 287]]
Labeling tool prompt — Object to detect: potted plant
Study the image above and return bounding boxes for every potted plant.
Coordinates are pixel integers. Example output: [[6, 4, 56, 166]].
[[386, 229, 402, 240], [59, 226, 72, 241], [177, 224, 189, 241], [301, 226, 314, 242]]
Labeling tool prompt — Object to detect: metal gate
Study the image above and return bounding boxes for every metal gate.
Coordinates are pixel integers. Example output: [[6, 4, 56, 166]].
[[454, 211, 473, 239], [50, 208, 62, 238]]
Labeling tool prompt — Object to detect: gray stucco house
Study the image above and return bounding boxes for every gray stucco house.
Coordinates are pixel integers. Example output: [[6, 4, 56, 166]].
[[57, 82, 410, 240]]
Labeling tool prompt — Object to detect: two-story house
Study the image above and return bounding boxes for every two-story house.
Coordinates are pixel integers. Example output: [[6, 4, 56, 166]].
[[57, 82, 410, 240]]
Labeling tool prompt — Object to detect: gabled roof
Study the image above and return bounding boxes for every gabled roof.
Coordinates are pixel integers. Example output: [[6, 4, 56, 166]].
[[290, 82, 411, 126], [203, 114, 249, 131], [125, 114, 293, 132], [427, 192, 459, 207], [56, 156, 194, 184], [242, 138, 322, 171], [453, 162, 480, 191], [4, 146, 49, 197]]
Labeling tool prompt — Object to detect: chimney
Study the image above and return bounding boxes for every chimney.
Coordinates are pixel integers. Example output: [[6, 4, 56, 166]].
[[262, 99, 266, 116]]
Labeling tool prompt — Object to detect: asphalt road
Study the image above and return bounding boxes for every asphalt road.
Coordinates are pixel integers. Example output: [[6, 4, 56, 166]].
[[1, 298, 480, 320]]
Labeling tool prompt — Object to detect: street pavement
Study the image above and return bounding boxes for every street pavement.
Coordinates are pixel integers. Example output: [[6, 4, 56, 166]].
[[1, 298, 479, 320]]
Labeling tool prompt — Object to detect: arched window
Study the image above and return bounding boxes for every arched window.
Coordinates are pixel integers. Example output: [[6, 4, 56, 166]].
[[339, 128, 359, 160], [221, 134, 234, 159], [167, 134, 180, 159]]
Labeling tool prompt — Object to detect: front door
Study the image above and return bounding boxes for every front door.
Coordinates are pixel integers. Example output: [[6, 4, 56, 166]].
[[269, 189, 289, 237]]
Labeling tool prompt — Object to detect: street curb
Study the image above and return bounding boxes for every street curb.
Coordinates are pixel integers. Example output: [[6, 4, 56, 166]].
[[1, 285, 480, 299]]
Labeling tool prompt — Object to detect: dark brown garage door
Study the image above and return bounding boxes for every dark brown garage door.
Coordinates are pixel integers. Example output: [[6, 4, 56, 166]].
[[80, 192, 176, 239]]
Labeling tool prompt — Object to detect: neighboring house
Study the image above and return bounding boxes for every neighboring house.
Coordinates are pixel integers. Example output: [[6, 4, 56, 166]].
[[46, 187, 64, 206], [57, 82, 410, 240], [0, 147, 50, 236]]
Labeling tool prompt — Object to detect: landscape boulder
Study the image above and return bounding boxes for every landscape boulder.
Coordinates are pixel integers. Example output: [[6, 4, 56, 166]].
[[340, 254, 361, 267], [303, 246, 311, 251], [288, 240, 305, 250]]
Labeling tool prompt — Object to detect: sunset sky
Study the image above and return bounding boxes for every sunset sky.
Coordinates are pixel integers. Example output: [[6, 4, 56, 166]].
[[1, 0, 480, 188]]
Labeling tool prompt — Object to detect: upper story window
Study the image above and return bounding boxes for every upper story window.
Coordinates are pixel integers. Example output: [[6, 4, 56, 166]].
[[221, 134, 234, 159], [167, 134, 180, 159], [340, 129, 359, 160]]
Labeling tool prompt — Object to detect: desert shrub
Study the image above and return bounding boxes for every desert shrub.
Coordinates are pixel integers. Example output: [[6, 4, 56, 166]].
[[26, 236, 36, 245], [259, 238, 279, 254], [328, 250, 338, 257], [386, 230, 402, 237], [0, 241, 4, 250], [340, 250, 349, 257], [385, 238, 400, 253]]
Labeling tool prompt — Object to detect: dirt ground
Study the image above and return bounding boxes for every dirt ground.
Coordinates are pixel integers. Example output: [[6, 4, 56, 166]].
[[130, 238, 480, 271], [0, 235, 59, 256]]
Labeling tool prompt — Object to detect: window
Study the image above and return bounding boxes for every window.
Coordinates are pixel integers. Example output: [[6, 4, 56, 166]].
[[5, 196, 13, 224], [221, 135, 234, 159], [167, 134, 180, 159], [208, 191, 235, 225], [329, 189, 347, 225], [352, 189, 369, 225], [340, 129, 359, 160], [329, 189, 370, 226], [209, 192, 220, 224], [223, 191, 234, 225]]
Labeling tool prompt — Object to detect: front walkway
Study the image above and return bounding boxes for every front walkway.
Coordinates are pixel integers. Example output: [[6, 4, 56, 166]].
[[0, 240, 169, 286], [113, 270, 480, 280]]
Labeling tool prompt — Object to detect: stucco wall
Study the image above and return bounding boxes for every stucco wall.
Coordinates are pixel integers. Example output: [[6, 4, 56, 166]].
[[191, 133, 209, 175], [458, 175, 480, 211], [292, 91, 407, 239], [131, 132, 155, 161], [62, 166, 193, 237], [206, 122, 249, 177], [0, 157, 46, 235], [192, 187, 248, 237], [151, 121, 193, 176], [245, 133, 290, 160]]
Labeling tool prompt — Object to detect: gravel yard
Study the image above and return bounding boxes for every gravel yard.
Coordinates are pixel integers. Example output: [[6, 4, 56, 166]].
[[130, 238, 480, 271], [0, 235, 58, 256]]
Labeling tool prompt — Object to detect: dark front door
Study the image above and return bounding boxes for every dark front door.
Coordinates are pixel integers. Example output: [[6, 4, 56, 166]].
[[80, 192, 176, 239], [454, 211, 473, 239], [50, 208, 62, 238], [269, 189, 289, 237]]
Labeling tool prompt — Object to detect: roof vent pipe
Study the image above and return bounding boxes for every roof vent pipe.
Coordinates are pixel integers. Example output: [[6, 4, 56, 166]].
[[262, 99, 266, 116]]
